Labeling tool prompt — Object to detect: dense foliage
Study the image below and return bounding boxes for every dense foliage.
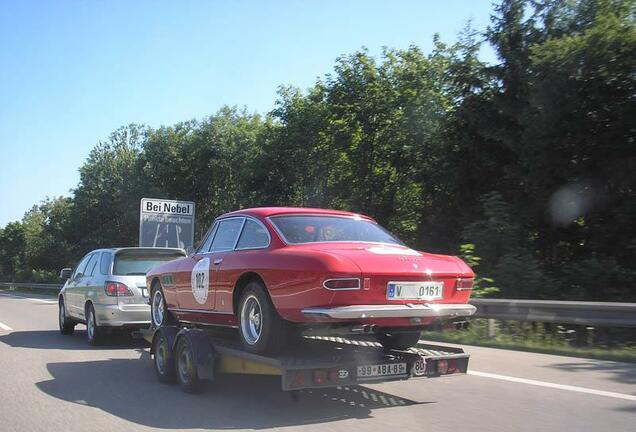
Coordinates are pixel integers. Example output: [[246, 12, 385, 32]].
[[1, 0, 634, 300]]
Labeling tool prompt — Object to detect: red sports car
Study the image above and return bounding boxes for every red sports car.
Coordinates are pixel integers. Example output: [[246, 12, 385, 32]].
[[146, 207, 476, 353]]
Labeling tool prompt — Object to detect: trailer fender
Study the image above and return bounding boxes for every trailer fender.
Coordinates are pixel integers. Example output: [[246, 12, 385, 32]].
[[174, 328, 216, 381]]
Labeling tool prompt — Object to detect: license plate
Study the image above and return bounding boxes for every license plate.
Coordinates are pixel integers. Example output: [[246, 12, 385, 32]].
[[357, 362, 407, 378], [387, 281, 443, 300]]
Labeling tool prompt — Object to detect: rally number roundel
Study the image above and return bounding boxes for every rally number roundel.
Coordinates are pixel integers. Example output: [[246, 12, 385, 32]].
[[191, 257, 210, 305]]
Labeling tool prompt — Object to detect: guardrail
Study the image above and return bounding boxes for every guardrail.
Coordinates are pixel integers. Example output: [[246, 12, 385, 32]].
[[0, 282, 63, 291], [470, 298, 636, 328], [1, 282, 635, 328]]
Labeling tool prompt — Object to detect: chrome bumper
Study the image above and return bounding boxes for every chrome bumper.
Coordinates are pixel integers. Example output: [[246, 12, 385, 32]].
[[302, 303, 477, 320]]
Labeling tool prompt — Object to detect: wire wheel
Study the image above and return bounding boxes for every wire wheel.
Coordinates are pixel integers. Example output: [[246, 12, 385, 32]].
[[240, 294, 262, 345], [152, 289, 165, 327]]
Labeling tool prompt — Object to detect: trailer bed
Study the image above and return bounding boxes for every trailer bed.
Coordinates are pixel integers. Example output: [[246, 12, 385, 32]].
[[142, 327, 470, 391]]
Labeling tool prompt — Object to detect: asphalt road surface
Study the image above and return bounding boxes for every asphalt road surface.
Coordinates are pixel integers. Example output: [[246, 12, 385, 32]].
[[0, 290, 634, 432]]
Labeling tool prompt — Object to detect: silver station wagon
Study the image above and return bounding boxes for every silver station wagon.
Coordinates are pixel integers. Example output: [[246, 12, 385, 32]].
[[58, 247, 185, 344]]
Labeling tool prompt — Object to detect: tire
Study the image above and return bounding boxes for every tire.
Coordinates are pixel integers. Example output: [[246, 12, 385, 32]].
[[151, 285, 173, 328], [58, 298, 75, 335], [238, 281, 287, 354], [85, 304, 103, 346], [377, 329, 422, 351], [175, 337, 201, 393], [153, 332, 176, 384]]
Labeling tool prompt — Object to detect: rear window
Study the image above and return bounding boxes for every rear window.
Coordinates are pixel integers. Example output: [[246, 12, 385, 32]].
[[113, 250, 184, 276], [270, 215, 403, 245]]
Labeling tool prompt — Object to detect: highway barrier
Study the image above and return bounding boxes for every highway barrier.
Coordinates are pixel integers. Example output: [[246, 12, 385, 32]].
[[470, 298, 636, 328], [1, 282, 635, 328]]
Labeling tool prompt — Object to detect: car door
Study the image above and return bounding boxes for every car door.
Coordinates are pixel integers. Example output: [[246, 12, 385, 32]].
[[177, 217, 245, 312], [76, 252, 100, 320], [65, 253, 89, 317], [175, 222, 218, 311], [214, 217, 271, 314]]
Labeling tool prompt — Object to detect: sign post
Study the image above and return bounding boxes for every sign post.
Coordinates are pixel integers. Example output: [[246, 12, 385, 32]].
[[139, 198, 195, 249]]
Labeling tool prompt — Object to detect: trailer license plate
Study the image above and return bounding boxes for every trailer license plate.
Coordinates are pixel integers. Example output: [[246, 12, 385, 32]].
[[387, 281, 443, 300], [357, 362, 407, 378]]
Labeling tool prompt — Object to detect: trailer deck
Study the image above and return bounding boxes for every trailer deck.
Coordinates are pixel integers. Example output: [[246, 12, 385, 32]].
[[142, 326, 470, 392]]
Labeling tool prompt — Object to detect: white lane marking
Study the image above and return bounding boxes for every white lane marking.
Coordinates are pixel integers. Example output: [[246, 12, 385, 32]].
[[0, 320, 12, 331], [469, 370, 636, 402], [0, 292, 58, 304]]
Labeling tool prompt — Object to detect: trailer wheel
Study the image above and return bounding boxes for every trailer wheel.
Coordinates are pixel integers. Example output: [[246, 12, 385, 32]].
[[238, 282, 286, 354], [377, 330, 422, 351], [153, 332, 176, 384], [175, 337, 201, 393]]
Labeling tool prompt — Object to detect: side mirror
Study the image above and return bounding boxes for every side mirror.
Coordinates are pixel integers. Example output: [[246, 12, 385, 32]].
[[59, 268, 73, 280]]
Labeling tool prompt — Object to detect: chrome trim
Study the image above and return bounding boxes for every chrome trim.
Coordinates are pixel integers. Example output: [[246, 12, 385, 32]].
[[302, 303, 477, 319], [196, 222, 218, 254], [232, 217, 247, 250], [172, 308, 234, 315], [234, 216, 272, 251], [205, 216, 245, 253], [322, 278, 361, 291]]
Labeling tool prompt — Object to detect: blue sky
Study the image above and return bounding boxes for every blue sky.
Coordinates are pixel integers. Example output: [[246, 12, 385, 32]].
[[0, 0, 495, 226]]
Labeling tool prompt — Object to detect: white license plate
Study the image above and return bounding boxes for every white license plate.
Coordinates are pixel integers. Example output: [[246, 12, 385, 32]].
[[357, 362, 407, 378], [387, 281, 444, 300]]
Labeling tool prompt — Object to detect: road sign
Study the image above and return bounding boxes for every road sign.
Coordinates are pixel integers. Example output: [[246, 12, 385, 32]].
[[139, 198, 195, 249]]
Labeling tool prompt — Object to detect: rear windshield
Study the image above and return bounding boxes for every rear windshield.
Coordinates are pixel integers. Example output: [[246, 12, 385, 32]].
[[270, 215, 403, 245], [113, 251, 183, 276]]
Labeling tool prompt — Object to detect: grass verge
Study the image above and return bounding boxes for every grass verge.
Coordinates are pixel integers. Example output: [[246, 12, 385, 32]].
[[422, 328, 636, 363]]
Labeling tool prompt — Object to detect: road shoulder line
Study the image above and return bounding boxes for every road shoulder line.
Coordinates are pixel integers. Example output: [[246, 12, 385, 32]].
[[469, 370, 636, 402]]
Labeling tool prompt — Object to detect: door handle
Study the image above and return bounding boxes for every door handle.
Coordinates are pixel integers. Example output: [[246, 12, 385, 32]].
[[213, 258, 223, 265]]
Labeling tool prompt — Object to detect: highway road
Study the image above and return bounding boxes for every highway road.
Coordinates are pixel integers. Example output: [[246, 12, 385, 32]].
[[0, 289, 634, 432]]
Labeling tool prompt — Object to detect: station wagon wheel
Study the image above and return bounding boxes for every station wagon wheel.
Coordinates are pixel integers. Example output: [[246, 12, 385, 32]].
[[175, 337, 200, 393], [85, 304, 103, 346], [58, 298, 75, 335]]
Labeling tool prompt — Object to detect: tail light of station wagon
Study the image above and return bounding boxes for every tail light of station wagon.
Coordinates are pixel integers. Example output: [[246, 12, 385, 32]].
[[104, 281, 134, 297]]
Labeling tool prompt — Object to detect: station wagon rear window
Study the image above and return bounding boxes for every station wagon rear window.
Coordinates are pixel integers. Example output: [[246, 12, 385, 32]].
[[270, 215, 403, 245], [113, 250, 184, 276]]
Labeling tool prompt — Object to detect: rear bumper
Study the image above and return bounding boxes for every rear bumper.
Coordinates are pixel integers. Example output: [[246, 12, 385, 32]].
[[94, 302, 151, 327], [301, 303, 477, 320]]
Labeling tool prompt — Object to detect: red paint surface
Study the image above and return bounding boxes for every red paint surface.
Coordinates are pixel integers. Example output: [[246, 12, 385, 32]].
[[147, 207, 474, 329]]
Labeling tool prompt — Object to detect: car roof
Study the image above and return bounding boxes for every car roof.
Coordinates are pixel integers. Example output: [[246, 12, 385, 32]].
[[220, 207, 375, 221]]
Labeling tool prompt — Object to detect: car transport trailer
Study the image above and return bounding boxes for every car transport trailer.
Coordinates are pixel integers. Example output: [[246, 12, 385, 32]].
[[140, 325, 471, 393]]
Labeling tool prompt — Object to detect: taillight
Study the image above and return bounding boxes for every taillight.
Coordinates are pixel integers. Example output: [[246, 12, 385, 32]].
[[323, 278, 361, 290], [456, 277, 474, 291], [104, 281, 133, 297]]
